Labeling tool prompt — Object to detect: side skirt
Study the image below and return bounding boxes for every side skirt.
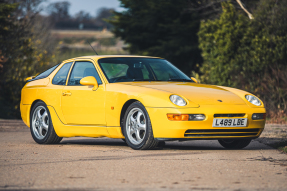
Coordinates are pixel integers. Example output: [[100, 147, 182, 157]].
[[48, 105, 124, 138]]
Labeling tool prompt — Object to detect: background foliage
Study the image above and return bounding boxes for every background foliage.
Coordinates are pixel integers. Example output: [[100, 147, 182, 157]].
[[197, 1, 287, 121], [0, 0, 58, 118], [109, 0, 202, 74], [1, 0, 287, 122]]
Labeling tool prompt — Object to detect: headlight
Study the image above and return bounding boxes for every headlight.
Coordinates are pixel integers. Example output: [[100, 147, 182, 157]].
[[170, 95, 187, 106], [245, 95, 261, 106]]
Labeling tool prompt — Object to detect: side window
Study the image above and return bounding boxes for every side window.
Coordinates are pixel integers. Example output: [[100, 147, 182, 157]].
[[34, 64, 59, 80], [68, 61, 102, 86], [52, 62, 73, 85]]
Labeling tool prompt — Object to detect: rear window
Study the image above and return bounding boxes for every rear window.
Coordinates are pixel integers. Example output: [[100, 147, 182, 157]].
[[33, 64, 60, 80]]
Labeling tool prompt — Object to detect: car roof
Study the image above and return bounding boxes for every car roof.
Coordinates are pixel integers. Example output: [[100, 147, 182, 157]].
[[62, 55, 162, 63]]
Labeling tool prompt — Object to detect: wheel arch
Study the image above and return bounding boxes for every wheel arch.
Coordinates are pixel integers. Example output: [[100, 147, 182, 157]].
[[120, 99, 139, 135], [30, 99, 46, 118]]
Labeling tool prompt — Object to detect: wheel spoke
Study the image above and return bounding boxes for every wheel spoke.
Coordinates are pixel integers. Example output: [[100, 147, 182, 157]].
[[37, 110, 42, 120], [137, 124, 146, 131], [130, 115, 136, 124], [42, 120, 48, 130], [41, 111, 49, 130], [136, 111, 146, 130], [129, 127, 135, 137], [135, 129, 142, 141], [38, 125, 43, 137], [42, 111, 48, 121], [136, 111, 143, 124]]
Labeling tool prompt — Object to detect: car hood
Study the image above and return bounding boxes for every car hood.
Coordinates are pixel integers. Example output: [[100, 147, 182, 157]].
[[122, 82, 246, 105]]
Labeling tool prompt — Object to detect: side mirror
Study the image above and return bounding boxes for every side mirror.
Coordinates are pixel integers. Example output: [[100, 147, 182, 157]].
[[80, 76, 99, 90], [25, 76, 35, 81], [190, 77, 199, 84]]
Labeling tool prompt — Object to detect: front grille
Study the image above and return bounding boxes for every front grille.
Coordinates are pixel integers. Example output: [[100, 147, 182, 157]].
[[214, 114, 245, 118], [184, 128, 260, 138]]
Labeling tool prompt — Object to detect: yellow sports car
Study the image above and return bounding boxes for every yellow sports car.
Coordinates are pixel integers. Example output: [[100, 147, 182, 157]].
[[20, 55, 266, 150]]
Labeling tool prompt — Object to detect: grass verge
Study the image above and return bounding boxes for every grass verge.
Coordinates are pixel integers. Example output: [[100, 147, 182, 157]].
[[269, 141, 287, 154]]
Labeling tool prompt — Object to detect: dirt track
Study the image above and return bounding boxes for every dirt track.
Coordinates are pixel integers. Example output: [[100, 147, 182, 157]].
[[0, 120, 287, 191]]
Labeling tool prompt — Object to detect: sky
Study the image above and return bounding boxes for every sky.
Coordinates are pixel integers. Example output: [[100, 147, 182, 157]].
[[44, 0, 124, 16]]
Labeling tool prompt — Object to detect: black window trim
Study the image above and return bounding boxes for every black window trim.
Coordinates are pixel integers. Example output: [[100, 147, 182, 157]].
[[52, 62, 74, 86], [27, 64, 60, 82], [67, 60, 103, 86]]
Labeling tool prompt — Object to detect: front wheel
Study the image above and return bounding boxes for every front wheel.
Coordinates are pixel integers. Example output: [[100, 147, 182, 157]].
[[30, 101, 62, 144], [123, 101, 158, 150], [218, 139, 252, 149]]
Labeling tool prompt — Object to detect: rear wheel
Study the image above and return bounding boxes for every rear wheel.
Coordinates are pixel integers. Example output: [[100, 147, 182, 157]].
[[123, 101, 158, 150], [30, 101, 62, 144], [218, 139, 252, 149]]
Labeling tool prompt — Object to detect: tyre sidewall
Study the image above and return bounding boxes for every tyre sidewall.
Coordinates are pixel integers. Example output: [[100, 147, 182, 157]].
[[30, 101, 53, 144], [123, 102, 152, 150]]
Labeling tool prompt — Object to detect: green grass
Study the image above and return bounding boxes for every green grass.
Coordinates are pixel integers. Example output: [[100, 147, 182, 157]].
[[278, 146, 287, 153], [270, 141, 287, 154], [62, 37, 98, 45]]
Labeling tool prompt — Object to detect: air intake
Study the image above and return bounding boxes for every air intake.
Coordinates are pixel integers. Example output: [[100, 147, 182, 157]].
[[214, 114, 245, 118], [184, 128, 260, 138]]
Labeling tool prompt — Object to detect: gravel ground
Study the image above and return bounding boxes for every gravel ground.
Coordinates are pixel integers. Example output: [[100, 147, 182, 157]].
[[0, 120, 286, 191], [257, 124, 287, 151]]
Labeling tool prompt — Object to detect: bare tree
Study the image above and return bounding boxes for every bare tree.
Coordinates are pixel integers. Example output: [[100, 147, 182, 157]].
[[46, 1, 71, 21], [187, 0, 255, 19], [236, 0, 253, 19]]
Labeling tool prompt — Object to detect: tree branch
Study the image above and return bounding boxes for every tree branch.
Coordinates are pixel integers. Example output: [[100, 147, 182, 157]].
[[235, 0, 254, 19], [187, 0, 254, 19]]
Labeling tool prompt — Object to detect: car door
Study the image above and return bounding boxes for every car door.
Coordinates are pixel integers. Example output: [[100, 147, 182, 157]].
[[60, 60, 106, 125]]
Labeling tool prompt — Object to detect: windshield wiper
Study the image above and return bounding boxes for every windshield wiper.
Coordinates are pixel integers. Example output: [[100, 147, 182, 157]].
[[167, 78, 192, 82], [132, 79, 156, 81]]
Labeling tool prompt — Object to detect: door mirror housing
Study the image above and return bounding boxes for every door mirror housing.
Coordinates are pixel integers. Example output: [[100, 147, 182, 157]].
[[80, 76, 99, 90], [190, 77, 199, 84], [25, 76, 35, 81]]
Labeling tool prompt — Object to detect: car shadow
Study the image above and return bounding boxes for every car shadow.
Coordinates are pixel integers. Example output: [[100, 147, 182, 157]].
[[59, 137, 272, 151]]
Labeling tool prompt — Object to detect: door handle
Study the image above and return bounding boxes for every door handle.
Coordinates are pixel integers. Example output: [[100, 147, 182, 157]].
[[62, 92, 72, 96]]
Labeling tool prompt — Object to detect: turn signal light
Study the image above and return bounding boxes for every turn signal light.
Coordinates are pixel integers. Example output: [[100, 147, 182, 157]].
[[167, 114, 189, 121], [167, 114, 206, 121]]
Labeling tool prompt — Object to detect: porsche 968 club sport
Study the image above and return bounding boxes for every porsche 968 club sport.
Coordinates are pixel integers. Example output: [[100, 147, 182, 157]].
[[20, 55, 266, 150]]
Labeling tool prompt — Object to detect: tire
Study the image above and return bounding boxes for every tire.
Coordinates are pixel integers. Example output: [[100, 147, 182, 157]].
[[123, 101, 158, 150], [218, 139, 252, 149], [30, 101, 62, 144], [158, 141, 165, 147]]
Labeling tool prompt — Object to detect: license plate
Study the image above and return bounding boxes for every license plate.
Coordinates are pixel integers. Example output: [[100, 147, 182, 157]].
[[212, 118, 247, 127]]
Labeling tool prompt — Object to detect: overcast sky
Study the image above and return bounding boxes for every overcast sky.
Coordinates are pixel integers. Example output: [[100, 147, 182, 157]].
[[44, 0, 124, 16]]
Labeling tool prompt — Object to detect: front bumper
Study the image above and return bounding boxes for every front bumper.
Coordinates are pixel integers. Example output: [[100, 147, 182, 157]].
[[146, 105, 266, 139]]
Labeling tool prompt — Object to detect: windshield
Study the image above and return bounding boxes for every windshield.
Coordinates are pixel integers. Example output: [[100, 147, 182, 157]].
[[98, 57, 193, 83]]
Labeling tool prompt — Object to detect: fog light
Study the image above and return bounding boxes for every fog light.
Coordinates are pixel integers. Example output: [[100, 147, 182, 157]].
[[252, 113, 266, 120], [167, 114, 205, 121]]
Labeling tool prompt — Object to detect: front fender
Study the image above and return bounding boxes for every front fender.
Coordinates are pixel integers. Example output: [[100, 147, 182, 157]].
[[217, 86, 265, 108], [105, 83, 198, 127]]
